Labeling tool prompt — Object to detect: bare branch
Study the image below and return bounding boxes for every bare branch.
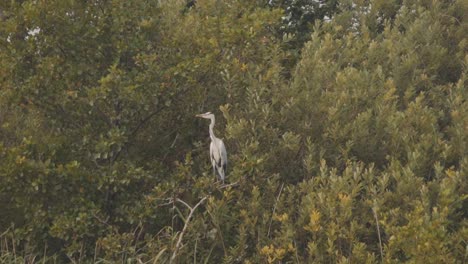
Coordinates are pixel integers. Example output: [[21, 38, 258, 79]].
[[170, 196, 208, 264], [176, 198, 193, 211]]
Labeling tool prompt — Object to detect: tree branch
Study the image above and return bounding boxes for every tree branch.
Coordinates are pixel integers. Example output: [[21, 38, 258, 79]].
[[170, 196, 208, 264]]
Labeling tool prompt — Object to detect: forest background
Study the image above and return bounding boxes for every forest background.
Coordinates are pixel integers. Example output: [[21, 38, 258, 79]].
[[0, 0, 467, 263]]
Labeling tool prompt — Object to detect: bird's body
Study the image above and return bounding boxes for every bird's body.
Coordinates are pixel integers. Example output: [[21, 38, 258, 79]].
[[210, 138, 227, 180], [196, 112, 227, 183]]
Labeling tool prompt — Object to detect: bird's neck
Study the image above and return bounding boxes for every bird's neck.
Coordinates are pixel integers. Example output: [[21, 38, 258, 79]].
[[209, 117, 216, 140]]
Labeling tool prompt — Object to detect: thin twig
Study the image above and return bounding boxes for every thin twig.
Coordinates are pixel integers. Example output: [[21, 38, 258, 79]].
[[42, 243, 47, 264], [12, 232, 16, 263], [162, 132, 180, 162], [267, 183, 284, 238], [170, 133, 179, 148], [93, 240, 99, 264], [218, 181, 239, 189], [157, 200, 174, 207], [194, 237, 198, 264], [0, 227, 11, 237], [176, 199, 193, 211], [171, 196, 176, 245], [293, 240, 300, 263], [66, 254, 77, 264], [372, 207, 384, 263], [2, 236, 7, 254], [134, 222, 145, 250], [79, 241, 84, 264], [153, 247, 167, 264], [170, 197, 208, 264], [92, 213, 110, 227]]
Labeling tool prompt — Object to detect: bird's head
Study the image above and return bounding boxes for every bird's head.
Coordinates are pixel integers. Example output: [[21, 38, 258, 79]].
[[195, 112, 214, 119]]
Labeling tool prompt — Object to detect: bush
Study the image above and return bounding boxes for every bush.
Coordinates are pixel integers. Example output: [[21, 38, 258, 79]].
[[0, 0, 466, 262]]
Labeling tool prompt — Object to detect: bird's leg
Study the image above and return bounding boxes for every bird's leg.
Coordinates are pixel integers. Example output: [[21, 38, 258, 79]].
[[213, 168, 218, 184]]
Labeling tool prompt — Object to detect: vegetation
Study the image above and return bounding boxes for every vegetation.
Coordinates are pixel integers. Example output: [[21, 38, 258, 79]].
[[0, 0, 466, 263]]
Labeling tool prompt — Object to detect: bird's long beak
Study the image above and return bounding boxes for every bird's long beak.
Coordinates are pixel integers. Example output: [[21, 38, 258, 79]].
[[195, 114, 202, 118]]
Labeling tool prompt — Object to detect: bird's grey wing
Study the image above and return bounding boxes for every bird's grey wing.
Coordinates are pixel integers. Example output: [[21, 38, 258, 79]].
[[211, 141, 224, 181], [210, 141, 218, 169], [218, 139, 227, 173]]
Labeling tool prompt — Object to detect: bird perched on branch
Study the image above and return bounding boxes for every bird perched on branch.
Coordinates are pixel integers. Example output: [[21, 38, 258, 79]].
[[196, 112, 227, 183]]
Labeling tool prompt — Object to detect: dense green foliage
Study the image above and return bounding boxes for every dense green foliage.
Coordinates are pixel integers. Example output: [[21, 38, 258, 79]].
[[0, 0, 466, 263]]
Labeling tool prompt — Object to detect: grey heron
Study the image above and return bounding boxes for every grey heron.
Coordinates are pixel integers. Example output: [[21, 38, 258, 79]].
[[196, 112, 227, 183]]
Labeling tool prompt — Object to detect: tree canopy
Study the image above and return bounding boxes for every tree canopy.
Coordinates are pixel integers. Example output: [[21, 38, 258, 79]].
[[0, 0, 466, 263]]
